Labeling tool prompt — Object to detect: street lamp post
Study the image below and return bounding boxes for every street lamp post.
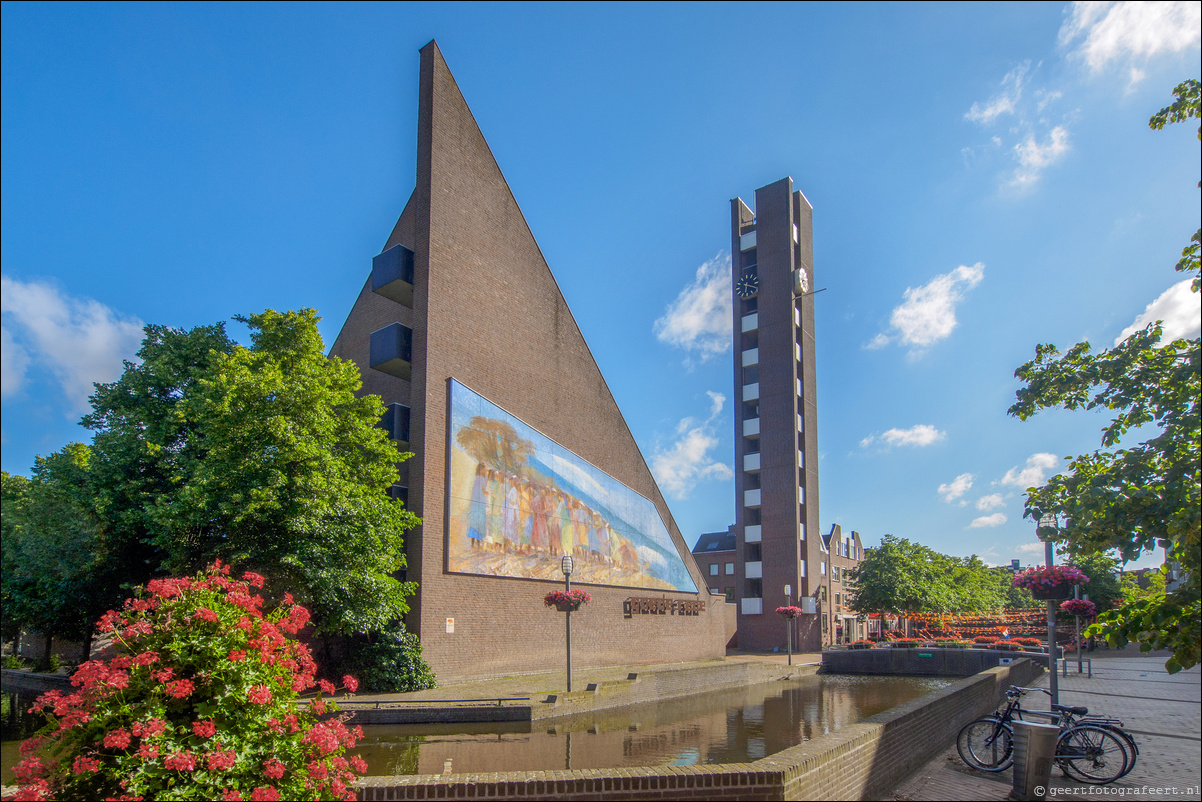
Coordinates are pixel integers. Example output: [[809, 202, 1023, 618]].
[[561, 555, 574, 692], [785, 584, 793, 666], [1037, 513, 1059, 706]]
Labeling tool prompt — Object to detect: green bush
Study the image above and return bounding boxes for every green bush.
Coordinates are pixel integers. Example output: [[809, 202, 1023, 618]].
[[346, 630, 436, 694]]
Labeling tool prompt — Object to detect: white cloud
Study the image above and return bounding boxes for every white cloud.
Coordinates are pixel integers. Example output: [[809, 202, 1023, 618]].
[[1000, 453, 1062, 489], [1, 326, 30, 399], [1114, 279, 1201, 345], [653, 253, 732, 366], [938, 473, 974, 503], [0, 276, 144, 414], [650, 391, 733, 500], [861, 424, 946, 450], [1059, 1, 1202, 73], [976, 493, 1006, 511], [1009, 126, 1071, 188], [965, 62, 1030, 124], [969, 513, 1008, 528], [870, 263, 984, 351], [1016, 541, 1047, 554]]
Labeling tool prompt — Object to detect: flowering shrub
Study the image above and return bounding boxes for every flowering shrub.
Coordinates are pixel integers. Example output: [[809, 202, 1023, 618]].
[[1060, 599, 1098, 618], [13, 562, 365, 801], [1012, 565, 1090, 591], [543, 589, 591, 608], [775, 606, 803, 619], [890, 639, 920, 648], [973, 636, 999, 644], [848, 640, 875, 650]]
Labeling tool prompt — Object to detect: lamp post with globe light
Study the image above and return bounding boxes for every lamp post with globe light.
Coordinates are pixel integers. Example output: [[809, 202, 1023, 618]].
[[1037, 513, 1060, 706]]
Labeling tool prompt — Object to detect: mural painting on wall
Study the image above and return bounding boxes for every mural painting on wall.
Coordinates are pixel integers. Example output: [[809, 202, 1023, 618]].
[[447, 380, 698, 592]]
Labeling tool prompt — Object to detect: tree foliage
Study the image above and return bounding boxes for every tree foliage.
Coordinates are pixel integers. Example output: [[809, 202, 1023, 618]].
[[1008, 80, 1201, 673], [8, 308, 433, 688], [846, 535, 1024, 618], [1, 448, 113, 661]]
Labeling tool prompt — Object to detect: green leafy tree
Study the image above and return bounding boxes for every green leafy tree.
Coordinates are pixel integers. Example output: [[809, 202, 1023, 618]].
[[80, 309, 431, 687], [1008, 80, 1201, 673], [1, 447, 112, 664]]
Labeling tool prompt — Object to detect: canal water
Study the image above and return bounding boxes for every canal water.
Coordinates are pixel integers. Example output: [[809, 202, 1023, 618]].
[[3, 674, 950, 783]]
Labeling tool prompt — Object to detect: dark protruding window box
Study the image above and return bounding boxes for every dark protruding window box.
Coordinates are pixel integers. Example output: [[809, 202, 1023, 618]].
[[378, 403, 411, 447], [369, 323, 413, 380], [371, 244, 415, 307]]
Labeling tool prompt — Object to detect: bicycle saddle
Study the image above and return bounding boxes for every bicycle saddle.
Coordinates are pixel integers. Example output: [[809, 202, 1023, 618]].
[[1052, 703, 1088, 715]]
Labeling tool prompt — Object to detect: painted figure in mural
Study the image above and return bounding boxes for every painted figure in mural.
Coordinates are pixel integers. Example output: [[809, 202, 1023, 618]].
[[546, 488, 562, 557], [468, 462, 489, 549], [558, 493, 574, 557], [486, 469, 504, 551], [519, 481, 534, 554], [503, 475, 521, 553], [530, 484, 549, 554]]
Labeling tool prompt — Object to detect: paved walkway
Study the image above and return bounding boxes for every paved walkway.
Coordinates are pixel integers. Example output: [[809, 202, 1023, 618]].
[[887, 648, 1201, 801]]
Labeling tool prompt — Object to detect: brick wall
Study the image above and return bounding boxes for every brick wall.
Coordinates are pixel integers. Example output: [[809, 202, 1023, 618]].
[[355, 659, 1044, 800], [328, 41, 726, 683]]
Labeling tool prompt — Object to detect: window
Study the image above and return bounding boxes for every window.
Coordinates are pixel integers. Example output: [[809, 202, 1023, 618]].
[[741, 330, 759, 350], [835, 593, 841, 606], [745, 507, 761, 525], [820, 586, 827, 601], [742, 365, 759, 385], [832, 566, 840, 582], [742, 401, 759, 419], [745, 437, 760, 454], [744, 473, 761, 490], [724, 588, 735, 602], [709, 564, 719, 576], [745, 544, 761, 562], [710, 587, 719, 595], [745, 578, 762, 598], [741, 296, 758, 314], [706, 540, 722, 551], [821, 561, 826, 576], [725, 563, 735, 575]]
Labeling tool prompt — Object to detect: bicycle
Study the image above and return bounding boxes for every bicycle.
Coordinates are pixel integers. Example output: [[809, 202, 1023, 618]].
[[957, 686, 1135, 784]]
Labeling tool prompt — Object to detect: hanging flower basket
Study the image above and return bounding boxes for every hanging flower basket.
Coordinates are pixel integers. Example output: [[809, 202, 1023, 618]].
[[775, 606, 803, 619], [1013, 565, 1089, 600], [1060, 598, 1097, 618], [544, 589, 591, 612]]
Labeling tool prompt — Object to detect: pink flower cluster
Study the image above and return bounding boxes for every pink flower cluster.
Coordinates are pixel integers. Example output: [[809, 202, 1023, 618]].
[[13, 560, 364, 802], [543, 589, 592, 607], [1012, 564, 1090, 591], [775, 606, 804, 618], [1060, 598, 1098, 618]]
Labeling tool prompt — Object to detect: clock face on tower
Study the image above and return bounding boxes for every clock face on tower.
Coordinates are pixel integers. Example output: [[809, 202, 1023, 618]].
[[735, 273, 760, 299]]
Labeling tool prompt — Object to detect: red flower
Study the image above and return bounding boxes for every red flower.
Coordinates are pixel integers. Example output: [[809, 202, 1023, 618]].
[[242, 571, 266, 588], [193, 608, 220, 623], [228, 650, 247, 662], [342, 675, 359, 694], [192, 719, 217, 738], [165, 679, 195, 699], [164, 751, 198, 771], [103, 729, 132, 749], [221, 791, 244, 801], [206, 747, 238, 771], [262, 758, 286, 779], [72, 755, 101, 774], [136, 743, 160, 760], [318, 679, 336, 695], [247, 684, 272, 705], [250, 787, 281, 801]]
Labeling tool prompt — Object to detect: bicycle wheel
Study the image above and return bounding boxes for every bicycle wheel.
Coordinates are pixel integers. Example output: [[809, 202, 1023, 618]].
[[957, 717, 1014, 771], [1057, 724, 1129, 784]]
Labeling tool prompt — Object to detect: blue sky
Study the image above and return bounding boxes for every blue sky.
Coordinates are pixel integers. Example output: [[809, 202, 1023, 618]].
[[3, 2, 1199, 571]]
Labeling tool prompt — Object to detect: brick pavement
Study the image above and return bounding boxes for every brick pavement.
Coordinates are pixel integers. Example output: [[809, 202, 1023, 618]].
[[887, 648, 1201, 801]]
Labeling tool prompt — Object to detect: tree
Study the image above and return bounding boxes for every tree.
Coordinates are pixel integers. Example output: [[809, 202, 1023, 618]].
[[1008, 80, 1201, 673], [1, 447, 112, 664], [77, 309, 430, 686]]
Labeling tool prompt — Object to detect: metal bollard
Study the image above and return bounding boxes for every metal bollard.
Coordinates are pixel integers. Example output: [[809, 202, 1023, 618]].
[[1011, 720, 1059, 800]]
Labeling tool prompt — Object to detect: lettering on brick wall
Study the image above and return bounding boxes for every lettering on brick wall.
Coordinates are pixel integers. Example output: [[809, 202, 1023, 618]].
[[623, 597, 706, 618]]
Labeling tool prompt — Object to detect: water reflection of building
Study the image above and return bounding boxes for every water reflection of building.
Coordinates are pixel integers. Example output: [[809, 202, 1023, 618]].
[[329, 41, 726, 682]]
